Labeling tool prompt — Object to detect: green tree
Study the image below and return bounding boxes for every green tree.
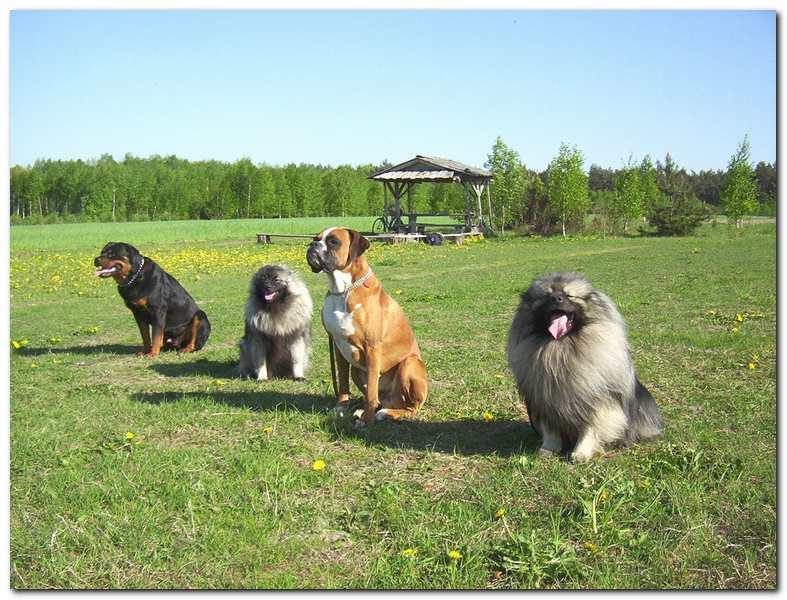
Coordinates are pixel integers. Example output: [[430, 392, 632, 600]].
[[754, 161, 776, 216], [484, 136, 526, 231], [526, 171, 551, 234], [638, 155, 660, 218], [547, 143, 589, 236], [272, 170, 293, 218], [612, 157, 644, 233], [721, 136, 759, 228], [255, 165, 276, 218], [646, 153, 707, 236], [588, 164, 615, 191]]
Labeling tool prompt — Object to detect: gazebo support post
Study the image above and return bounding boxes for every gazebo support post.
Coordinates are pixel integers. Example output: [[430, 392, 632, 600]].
[[486, 184, 494, 233], [473, 181, 485, 230], [407, 182, 416, 234]]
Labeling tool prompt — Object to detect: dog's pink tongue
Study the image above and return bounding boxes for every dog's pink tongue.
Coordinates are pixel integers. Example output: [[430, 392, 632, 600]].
[[264, 292, 277, 302], [548, 314, 570, 340]]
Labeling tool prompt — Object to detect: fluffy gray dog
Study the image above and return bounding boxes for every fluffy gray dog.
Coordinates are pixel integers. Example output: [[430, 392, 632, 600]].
[[507, 272, 663, 461], [238, 264, 313, 380]]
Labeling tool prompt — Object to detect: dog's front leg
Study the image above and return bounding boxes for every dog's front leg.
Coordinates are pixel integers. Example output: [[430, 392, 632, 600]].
[[334, 340, 351, 408], [289, 335, 308, 380], [148, 312, 165, 357], [252, 333, 268, 380], [256, 355, 268, 381], [361, 345, 382, 424], [133, 312, 152, 356]]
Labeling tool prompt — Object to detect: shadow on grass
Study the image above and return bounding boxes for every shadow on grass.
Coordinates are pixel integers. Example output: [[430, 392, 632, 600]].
[[16, 343, 140, 357], [324, 415, 541, 457], [131, 389, 334, 413], [150, 359, 238, 379]]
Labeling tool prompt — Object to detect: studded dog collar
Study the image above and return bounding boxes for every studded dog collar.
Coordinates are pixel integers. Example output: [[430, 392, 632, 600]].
[[118, 257, 145, 288]]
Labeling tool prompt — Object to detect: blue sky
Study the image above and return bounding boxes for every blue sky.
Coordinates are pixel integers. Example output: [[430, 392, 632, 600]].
[[10, 10, 776, 171]]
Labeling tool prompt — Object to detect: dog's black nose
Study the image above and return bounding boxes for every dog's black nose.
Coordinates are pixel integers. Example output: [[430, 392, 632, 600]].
[[551, 292, 566, 304], [93, 257, 102, 267]]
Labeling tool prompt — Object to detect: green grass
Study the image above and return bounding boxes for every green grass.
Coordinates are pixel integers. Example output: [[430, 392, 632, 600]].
[[10, 216, 377, 252], [10, 220, 776, 589]]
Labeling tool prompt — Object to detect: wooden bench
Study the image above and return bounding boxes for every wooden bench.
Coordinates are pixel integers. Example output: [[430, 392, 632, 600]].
[[256, 233, 315, 244], [256, 231, 479, 246]]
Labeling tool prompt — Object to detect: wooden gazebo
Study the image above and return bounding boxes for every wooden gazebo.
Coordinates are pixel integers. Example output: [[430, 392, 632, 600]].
[[369, 155, 493, 234]]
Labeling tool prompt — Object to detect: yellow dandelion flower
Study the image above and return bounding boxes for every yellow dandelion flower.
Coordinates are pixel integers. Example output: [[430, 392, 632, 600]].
[[395, 289, 402, 295], [584, 541, 599, 553], [747, 362, 756, 370], [482, 411, 494, 422], [312, 459, 326, 471], [212, 379, 226, 386], [494, 508, 506, 519], [49, 336, 61, 344], [31, 362, 38, 369], [125, 431, 135, 440], [448, 549, 462, 561], [400, 548, 418, 558], [11, 338, 29, 349], [731, 326, 740, 334], [262, 426, 273, 434], [735, 313, 744, 323]]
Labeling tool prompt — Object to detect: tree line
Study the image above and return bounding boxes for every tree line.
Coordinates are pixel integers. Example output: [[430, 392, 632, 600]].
[[10, 141, 776, 234], [485, 136, 776, 236], [9, 154, 467, 224]]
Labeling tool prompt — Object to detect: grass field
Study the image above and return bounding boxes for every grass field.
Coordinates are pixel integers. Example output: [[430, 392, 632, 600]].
[[9, 216, 378, 252], [10, 218, 776, 589]]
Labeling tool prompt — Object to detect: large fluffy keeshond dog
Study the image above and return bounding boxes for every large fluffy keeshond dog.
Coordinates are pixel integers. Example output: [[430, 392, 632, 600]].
[[507, 272, 664, 461], [238, 264, 313, 380]]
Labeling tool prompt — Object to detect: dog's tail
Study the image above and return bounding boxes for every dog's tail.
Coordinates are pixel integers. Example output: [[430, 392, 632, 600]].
[[632, 378, 664, 441], [194, 310, 211, 351]]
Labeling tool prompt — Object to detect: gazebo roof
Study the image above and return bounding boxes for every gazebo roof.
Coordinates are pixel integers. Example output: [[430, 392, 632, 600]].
[[369, 155, 492, 183]]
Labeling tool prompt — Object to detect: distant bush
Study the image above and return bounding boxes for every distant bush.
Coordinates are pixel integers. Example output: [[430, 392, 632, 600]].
[[641, 195, 708, 236], [756, 196, 776, 218]]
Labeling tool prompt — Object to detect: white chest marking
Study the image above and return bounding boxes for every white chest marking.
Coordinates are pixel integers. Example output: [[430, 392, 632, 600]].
[[323, 294, 364, 369]]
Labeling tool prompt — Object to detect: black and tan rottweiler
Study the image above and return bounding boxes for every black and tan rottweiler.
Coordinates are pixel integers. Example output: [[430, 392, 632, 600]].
[[94, 242, 211, 356]]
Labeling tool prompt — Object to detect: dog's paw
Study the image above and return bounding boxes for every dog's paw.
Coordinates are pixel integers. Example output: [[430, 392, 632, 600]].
[[329, 404, 349, 418], [569, 450, 596, 463], [375, 408, 390, 422], [353, 418, 367, 430]]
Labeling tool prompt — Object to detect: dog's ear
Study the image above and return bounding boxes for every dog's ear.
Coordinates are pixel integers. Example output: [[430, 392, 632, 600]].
[[123, 244, 143, 270], [347, 230, 370, 264]]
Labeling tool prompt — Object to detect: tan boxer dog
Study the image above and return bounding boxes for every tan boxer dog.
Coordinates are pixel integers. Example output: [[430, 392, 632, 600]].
[[306, 227, 428, 426]]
